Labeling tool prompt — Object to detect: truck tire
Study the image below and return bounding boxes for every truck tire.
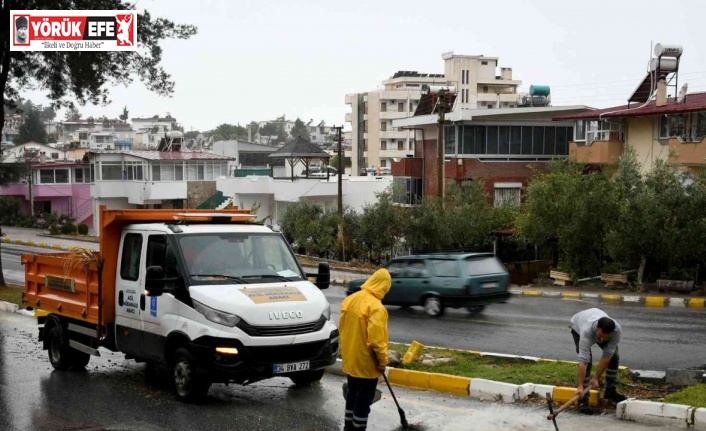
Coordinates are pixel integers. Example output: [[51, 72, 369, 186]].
[[289, 369, 325, 386], [172, 347, 210, 403], [70, 350, 91, 369], [48, 325, 73, 371]]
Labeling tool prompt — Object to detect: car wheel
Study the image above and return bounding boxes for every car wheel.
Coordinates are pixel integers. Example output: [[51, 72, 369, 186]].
[[289, 369, 325, 386], [48, 325, 73, 370], [467, 305, 486, 314], [423, 297, 444, 317], [172, 347, 211, 403]]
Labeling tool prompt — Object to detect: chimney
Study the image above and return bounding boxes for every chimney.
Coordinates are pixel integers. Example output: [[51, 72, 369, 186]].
[[656, 79, 667, 106], [39, 151, 46, 164]]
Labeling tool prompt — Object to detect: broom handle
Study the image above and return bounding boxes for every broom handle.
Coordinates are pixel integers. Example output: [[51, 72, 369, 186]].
[[550, 385, 594, 418]]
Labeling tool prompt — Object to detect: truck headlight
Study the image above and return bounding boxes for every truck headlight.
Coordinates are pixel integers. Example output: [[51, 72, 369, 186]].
[[193, 300, 240, 327], [323, 303, 332, 321]]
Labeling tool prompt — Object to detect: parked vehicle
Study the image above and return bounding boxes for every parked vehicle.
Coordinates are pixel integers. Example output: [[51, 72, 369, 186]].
[[346, 253, 510, 317], [22, 206, 337, 402]]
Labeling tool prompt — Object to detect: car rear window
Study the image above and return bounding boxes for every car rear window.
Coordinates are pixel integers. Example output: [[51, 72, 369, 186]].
[[465, 257, 506, 275]]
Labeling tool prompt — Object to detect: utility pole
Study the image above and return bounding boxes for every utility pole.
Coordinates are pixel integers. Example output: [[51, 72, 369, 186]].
[[333, 125, 345, 261], [436, 90, 450, 199]]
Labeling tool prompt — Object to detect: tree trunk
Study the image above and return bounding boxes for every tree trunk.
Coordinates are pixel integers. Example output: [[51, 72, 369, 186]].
[[0, 1, 13, 287], [637, 255, 647, 288]]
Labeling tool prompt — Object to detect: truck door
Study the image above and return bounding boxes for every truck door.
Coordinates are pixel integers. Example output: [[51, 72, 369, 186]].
[[115, 231, 145, 356], [140, 234, 182, 361]]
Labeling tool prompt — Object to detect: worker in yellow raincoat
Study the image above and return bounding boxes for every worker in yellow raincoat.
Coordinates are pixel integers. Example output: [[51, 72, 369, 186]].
[[339, 268, 391, 431]]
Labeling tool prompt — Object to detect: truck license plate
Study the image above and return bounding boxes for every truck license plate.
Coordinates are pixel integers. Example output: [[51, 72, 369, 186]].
[[273, 361, 310, 374]]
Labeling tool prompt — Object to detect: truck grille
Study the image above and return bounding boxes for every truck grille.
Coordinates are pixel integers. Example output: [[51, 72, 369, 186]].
[[236, 315, 327, 337], [247, 339, 329, 363]]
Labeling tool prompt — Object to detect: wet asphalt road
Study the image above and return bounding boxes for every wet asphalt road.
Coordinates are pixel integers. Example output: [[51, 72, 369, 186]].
[[4, 244, 705, 370], [0, 312, 679, 431], [325, 286, 706, 371]]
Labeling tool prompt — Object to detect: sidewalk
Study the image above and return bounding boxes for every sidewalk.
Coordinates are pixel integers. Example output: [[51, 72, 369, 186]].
[[3, 226, 704, 308]]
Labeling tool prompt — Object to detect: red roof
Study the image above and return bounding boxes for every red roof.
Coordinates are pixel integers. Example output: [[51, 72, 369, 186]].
[[554, 92, 706, 120], [90, 150, 233, 161]]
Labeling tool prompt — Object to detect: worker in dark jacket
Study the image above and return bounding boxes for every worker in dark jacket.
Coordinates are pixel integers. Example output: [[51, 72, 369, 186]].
[[339, 268, 391, 431], [570, 308, 627, 413]]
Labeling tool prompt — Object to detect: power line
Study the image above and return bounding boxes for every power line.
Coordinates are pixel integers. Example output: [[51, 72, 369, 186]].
[[548, 71, 706, 89]]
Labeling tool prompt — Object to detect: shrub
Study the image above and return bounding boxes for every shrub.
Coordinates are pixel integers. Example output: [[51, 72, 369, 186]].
[[77, 223, 89, 235], [61, 223, 76, 235]]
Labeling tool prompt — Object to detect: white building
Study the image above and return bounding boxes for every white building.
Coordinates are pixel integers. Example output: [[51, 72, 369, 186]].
[[132, 116, 179, 149], [88, 150, 233, 228], [345, 52, 527, 175], [217, 175, 393, 226]]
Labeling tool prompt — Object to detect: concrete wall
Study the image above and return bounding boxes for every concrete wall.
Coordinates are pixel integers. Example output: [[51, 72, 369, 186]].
[[626, 117, 667, 173], [217, 175, 393, 225], [186, 181, 217, 209]]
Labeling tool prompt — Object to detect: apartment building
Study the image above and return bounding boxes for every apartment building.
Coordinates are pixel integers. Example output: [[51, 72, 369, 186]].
[[345, 52, 526, 175]]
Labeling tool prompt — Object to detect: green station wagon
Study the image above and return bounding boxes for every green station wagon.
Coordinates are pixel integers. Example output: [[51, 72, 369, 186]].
[[346, 253, 510, 317]]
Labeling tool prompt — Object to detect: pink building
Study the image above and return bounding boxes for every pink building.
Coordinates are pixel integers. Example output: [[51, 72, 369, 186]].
[[0, 162, 93, 228]]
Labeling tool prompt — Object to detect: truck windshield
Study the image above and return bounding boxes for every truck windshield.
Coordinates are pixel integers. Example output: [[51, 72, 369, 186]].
[[177, 232, 305, 283]]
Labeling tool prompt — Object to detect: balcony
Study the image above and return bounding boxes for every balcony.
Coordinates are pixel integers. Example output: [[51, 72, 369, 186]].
[[668, 138, 706, 166], [380, 149, 412, 159], [345, 113, 352, 123], [345, 94, 353, 105], [569, 140, 625, 165]]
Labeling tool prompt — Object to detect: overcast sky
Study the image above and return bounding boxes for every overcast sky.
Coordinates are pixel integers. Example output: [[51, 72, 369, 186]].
[[23, 0, 706, 131]]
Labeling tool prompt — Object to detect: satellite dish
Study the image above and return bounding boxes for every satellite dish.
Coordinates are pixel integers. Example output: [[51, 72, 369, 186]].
[[677, 83, 688, 103]]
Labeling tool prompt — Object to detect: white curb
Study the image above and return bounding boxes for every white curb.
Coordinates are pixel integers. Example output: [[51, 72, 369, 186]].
[[479, 352, 540, 362], [616, 399, 694, 428], [668, 298, 687, 307], [695, 408, 706, 431], [532, 384, 556, 398], [516, 383, 534, 400], [581, 293, 600, 299], [0, 301, 19, 313], [469, 379, 520, 403], [623, 295, 642, 303], [542, 291, 562, 298]]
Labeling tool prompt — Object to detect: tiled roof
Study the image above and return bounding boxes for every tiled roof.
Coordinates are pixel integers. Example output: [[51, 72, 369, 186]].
[[554, 92, 706, 120], [268, 137, 331, 159]]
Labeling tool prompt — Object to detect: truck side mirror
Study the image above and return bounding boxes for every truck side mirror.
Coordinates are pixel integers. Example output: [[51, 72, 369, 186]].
[[315, 261, 330, 290]]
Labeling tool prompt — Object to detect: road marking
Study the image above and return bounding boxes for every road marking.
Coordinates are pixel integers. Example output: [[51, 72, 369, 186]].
[[645, 297, 666, 307]]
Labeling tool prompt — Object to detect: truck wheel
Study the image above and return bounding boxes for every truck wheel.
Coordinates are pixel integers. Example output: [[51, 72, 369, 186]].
[[48, 325, 73, 370], [423, 297, 444, 317], [172, 348, 210, 403], [289, 369, 325, 386], [70, 350, 91, 369]]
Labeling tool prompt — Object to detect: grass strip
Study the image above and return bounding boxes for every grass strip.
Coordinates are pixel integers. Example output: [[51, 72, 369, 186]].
[[0, 284, 23, 306], [664, 384, 706, 408]]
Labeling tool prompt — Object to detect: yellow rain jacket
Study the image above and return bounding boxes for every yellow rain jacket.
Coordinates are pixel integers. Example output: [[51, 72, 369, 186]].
[[340, 268, 391, 379]]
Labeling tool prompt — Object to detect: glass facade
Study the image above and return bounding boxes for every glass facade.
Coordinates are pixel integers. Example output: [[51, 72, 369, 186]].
[[450, 125, 573, 157]]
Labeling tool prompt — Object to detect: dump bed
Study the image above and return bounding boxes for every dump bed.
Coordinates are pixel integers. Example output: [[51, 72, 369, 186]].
[[23, 205, 255, 334]]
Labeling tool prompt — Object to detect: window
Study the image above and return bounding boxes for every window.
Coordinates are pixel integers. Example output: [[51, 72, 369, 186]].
[[387, 261, 405, 278], [510, 126, 522, 155], [120, 233, 143, 281], [487, 126, 498, 154], [429, 259, 460, 277], [532, 127, 544, 155], [575, 120, 586, 141], [494, 184, 522, 207], [406, 260, 428, 278], [461, 90, 465, 103], [466, 256, 506, 276], [445, 125, 456, 155], [75, 168, 84, 183], [545, 127, 556, 155], [123, 162, 144, 181], [101, 162, 123, 180], [380, 102, 386, 112], [409, 101, 414, 111], [398, 102, 404, 112], [521, 126, 532, 155], [152, 165, 161, 181], [461, 70, 466, 85], [54, 169, 69, 183], [498, 126, 510, 154], [483, 86, 489, 93], [39, 169, 54, 184], [461, 125, 474, 154], [381, 140, 387, 150], [51, 153, 59, 159], [397, 140, 404, 151], [481, 61, 488, 65], [381, 121, 387, 131], [392, 177, 423, 205]]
